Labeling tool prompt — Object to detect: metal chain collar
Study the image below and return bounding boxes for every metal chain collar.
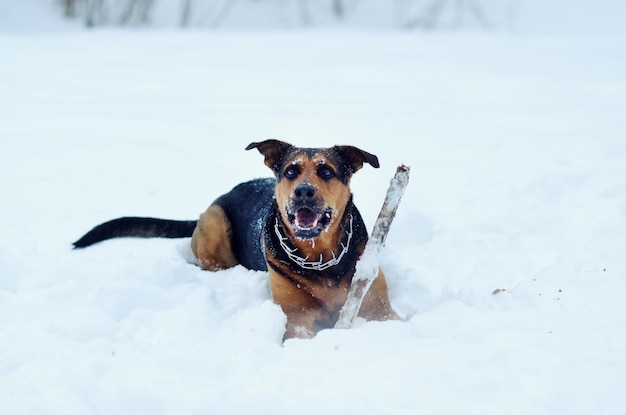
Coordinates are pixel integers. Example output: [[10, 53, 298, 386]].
[[273, 214, 354, 271]]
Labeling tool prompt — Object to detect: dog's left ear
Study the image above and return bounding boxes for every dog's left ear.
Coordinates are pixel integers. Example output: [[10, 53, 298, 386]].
[[333, 145, 380, 176], [246, 140, 293, 173]]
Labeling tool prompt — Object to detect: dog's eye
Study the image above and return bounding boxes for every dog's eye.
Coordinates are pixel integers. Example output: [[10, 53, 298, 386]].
[[284, 166, 300, 180], [317, 165, 335, 180]]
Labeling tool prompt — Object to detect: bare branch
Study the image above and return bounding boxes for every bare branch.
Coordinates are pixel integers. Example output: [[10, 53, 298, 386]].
[[335, 164, 410, 329]]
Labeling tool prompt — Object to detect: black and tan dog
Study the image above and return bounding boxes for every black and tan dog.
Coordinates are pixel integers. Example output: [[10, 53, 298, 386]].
[[74, 140, 398, 339]]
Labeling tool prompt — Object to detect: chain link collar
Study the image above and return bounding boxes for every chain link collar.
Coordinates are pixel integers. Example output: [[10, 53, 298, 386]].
[[274, 214, 354, 271]]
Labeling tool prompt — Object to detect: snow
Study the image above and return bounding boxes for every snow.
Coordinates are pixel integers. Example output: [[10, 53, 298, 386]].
[[2, 1, 626, 414]]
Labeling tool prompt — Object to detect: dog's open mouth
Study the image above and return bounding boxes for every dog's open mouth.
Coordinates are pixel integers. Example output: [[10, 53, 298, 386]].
[[288, 207, 333, 239]]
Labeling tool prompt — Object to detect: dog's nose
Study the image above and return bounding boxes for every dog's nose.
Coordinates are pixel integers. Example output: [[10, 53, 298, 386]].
[[293, 184, 316, 201]]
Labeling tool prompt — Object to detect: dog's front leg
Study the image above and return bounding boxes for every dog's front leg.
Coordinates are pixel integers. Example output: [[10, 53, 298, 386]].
[[358, 268, 400, 321], [268, 270, 319, 340]]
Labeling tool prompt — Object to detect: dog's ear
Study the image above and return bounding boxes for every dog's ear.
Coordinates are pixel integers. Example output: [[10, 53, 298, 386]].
[[333, 145, 380, 176], [246, 140, 293, 173]]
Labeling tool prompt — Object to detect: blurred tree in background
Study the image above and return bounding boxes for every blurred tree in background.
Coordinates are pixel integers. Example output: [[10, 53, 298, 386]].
[[59, 0, 510, 29]]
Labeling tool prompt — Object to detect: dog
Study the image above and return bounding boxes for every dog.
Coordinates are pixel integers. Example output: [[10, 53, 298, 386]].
[[74, 140, 398, 339]]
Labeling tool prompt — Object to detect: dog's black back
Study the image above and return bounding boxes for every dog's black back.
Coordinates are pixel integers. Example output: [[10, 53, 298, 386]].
[[213, 178, 275, 271]]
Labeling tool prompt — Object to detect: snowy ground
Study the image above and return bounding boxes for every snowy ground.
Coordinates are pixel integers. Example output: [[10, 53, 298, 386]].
[[2, 3, 626, 414]]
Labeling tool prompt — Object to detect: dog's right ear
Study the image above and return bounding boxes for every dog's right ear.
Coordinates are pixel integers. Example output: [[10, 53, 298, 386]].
[[246, 140, 293, 173]]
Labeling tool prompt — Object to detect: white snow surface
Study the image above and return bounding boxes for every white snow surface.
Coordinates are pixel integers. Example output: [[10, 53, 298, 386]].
[[2, 3, 626, 414]]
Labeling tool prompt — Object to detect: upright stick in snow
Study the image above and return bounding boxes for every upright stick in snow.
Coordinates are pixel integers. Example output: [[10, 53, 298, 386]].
[[335, 164, 410, 329]]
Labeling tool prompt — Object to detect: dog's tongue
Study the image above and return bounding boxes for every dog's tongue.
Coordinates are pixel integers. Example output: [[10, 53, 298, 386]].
[[296, 208, 319, 229]]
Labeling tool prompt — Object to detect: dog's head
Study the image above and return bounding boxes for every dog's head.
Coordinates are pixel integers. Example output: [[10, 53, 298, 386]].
[[246, 140, 379, 240]]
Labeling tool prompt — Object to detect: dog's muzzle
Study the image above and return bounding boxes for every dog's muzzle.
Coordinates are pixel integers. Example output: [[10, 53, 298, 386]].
[[286, 184, 333, 239]]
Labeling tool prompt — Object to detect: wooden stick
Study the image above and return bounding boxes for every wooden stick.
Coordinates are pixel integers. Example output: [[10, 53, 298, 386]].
[[335, 164, 410, 329]]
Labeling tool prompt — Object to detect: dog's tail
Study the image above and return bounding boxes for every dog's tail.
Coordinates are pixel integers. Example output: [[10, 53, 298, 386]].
[[72, 217, 198, 249]]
